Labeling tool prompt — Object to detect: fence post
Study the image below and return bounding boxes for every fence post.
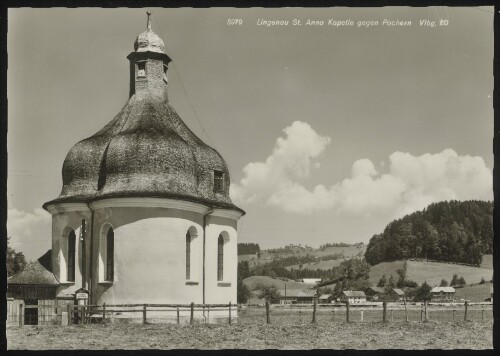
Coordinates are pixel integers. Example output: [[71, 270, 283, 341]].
[[464, 301, 468, 321], [424, 301, 428, 322], [360, 310, 364, 322], [346, 301, 350, 323], [18, 304, 23, 327], [332, 308, 335, 321], [102, 303, 106, 322], [177, 307, 180, 324], [482, 308, 484, 320], [67, 304, 72, 325], [452, 309, 455, 321], [190, 302, 194, 324], [312, 299, 317, 323], [382, 301, 387, 322], [391, 309, 394, 321], [404, 298, 408, 322], [228, 302, 232, 325], [265, 301, 270, 324], [420, 305, 423, 322], [143, 304, 147, 325]]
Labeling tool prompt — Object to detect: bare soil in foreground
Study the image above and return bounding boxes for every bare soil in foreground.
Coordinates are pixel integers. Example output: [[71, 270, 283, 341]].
[[7, 321, 492, 350]]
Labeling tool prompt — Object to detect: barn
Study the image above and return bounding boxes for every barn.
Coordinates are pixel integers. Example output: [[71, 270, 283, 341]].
[[7, 250, 74, 325]]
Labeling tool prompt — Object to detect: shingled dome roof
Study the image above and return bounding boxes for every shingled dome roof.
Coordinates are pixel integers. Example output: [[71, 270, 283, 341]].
[[43, 15, 243, 214]]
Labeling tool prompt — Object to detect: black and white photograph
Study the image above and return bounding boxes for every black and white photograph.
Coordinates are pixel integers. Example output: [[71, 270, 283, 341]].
[[6, 6, 494, 350]]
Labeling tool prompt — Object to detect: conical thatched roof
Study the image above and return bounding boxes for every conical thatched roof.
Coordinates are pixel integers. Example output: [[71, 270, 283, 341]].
[[8, 250, 58, 285]]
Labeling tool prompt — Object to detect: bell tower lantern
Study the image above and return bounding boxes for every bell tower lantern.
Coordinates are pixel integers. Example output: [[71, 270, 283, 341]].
[[127, 11, 172, 99]]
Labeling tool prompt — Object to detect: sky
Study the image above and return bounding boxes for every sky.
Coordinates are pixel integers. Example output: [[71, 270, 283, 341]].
[[7, 7, 494, 260]]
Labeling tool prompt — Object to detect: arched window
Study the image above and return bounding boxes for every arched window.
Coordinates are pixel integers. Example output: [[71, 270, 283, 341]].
[[106, 227, 114, 281], [67, 230, 76, 282], [217, 235, 224, 281], [186, 231, 191, 280]]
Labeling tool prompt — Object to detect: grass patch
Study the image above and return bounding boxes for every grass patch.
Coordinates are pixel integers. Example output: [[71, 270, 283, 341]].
[[7, 318, 492, 350]]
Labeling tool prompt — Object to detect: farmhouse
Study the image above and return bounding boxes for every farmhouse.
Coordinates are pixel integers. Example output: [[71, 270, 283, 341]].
[[430, 287, 456, 302], [365, 286, 385, 301], [7, 250, 65, 325], [340, 291, 366, 304], [301, 278, 322, 285], [318, 294, 334, 304], [389, 288, 406, 301], [278, 289, 317, 304], [32, 12, 244, 322]]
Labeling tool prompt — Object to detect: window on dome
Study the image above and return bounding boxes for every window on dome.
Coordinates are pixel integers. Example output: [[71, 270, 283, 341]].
[[137, 62, 146, 77], [67, 230, 76, 282], [214, 170, 224, 193]]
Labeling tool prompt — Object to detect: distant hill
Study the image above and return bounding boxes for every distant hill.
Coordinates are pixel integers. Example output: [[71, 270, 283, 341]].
[[368, 258, 493, 287], [242, 276, 313, 291], [365, 200, 492, 266], [285, 258, 345, 271], [454, 281, 493, 302]]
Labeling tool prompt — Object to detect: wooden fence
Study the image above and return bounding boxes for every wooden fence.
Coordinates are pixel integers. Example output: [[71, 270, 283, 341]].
[[12, 302, 238, 327], [9, 300, 493, 327], [256, 300, 494, 324]]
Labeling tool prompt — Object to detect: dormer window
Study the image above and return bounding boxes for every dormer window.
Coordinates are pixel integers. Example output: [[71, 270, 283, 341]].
[[137, 62, 146, 77], [214, 170, 224, 193]]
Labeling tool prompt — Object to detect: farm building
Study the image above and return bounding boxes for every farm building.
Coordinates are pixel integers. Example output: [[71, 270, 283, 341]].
[[36, 12, 244, 322], [340, 291, 366, 304], [365, 286, 385, 301], [389, 288, 406, 301], [277, 289, 317, 304], [301, 278, 322, 285], [318, 294, 334, 304], [7, 250, 74, 325], [430, 287, 456, 302]]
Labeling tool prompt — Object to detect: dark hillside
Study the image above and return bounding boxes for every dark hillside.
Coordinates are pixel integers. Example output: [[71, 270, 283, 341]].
[[365, 200, 492, 266]]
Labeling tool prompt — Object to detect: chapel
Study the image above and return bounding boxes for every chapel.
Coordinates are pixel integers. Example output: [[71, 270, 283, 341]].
[[40, 12, 244, 317]]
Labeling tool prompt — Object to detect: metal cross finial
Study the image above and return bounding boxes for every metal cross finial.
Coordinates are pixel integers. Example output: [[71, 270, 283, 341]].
[[147, 10, 152, 30]]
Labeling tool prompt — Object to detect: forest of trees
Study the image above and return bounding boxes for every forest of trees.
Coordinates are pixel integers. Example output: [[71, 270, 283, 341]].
[[237, 243, 261, 255], [364, 200, 493, 266]]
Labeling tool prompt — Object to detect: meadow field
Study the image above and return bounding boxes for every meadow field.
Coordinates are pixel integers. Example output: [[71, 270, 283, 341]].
[[7, 317, 492, 350], [367, 258, 493, 287]]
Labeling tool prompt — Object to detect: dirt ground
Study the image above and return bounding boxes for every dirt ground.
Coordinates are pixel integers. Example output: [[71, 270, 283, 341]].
[[7, 320, 492, 350]]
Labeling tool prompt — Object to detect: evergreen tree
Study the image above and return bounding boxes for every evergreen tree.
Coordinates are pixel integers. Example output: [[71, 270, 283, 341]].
[[377, 275, 387, 287], [439, 279, 448, 287], [237, 281, 251, 304], [414, 281, 432, 302], [457, 276, 466, 287], [258, 287, 280, 303]]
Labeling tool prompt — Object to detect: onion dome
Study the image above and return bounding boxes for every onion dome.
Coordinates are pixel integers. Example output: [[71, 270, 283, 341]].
[[134, 11, 165, 54], [43, 12, 243, 214]]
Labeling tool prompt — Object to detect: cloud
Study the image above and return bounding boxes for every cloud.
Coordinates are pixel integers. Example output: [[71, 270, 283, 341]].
[[230, 121, 331, 207], [230, 122, 492, 219], [7, 207, 51, 257]]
